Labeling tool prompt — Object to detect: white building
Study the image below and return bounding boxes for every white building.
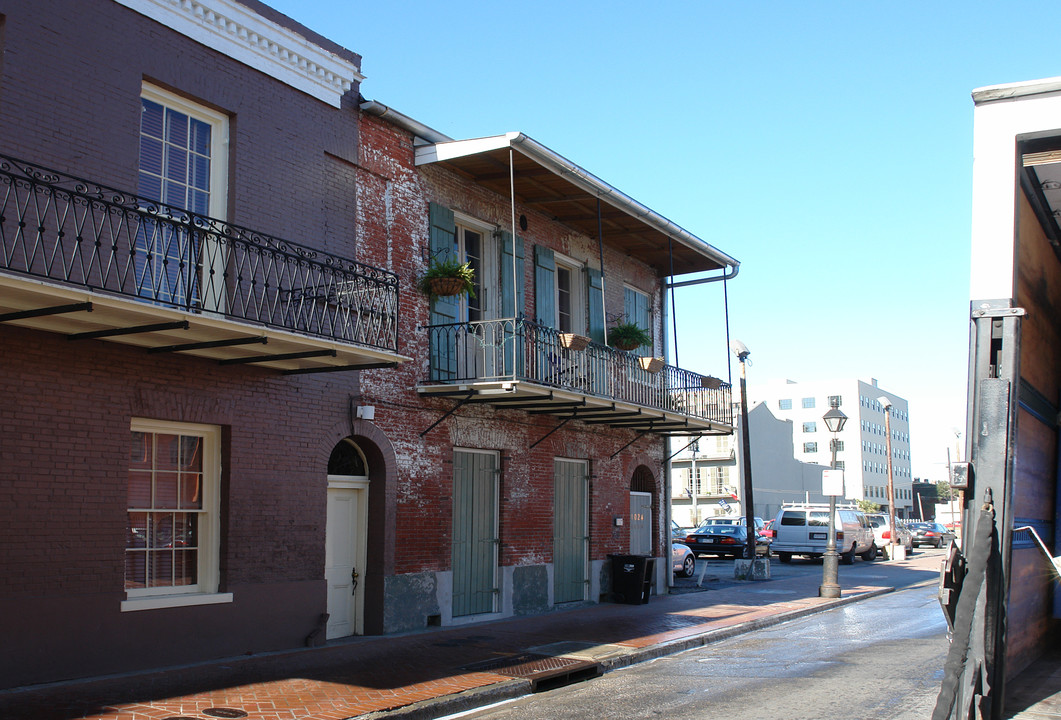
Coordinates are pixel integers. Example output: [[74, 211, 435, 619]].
[[750, 378, 915, 517], [670, 433, 740, 528]]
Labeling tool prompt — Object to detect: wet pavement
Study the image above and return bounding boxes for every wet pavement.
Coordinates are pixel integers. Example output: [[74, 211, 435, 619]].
[[0, 552, 948, 720]]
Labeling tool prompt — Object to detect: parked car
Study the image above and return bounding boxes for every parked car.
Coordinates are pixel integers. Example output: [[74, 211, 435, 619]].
[[672, 541, 696, 577], [760, 518, 776, 539], [696, 516, 766, 533], [683, 523, 770, 559], [671, 519, 692, 540], [908, 522, 956, 548], [771, 503, 876, 564], [865, 513, 913, 558]]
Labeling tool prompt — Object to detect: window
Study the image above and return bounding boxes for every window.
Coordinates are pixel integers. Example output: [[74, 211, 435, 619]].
[[138, 84, 228, 308], [454, 219, 499, 323], [624, 286, 652, 356], [124, 419, 229, 611], [803, 442, 818, 453], [778, 399, 792, 410], [554, 257, 585, 334], [802, 421, 817, 433], [802, 397, 816, 409]]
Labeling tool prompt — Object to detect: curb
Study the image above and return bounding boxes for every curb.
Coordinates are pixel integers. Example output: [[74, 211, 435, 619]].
[[356, 586, 900, 719]]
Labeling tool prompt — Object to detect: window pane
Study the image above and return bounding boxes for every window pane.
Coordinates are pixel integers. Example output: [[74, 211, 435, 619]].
[[179, 473, 202, 509], [139, 136, 163, 178], [165, 107, 189, 149], [148, 548, 173, 587], [189, 117, 211, 156], [128, 471, 152, 508], [127, 512, 148, 548], [154, 471, 179, 508], [165, 145, 188, 186], [174, 549, 198, 586], [138, 172, 162, 204], [190, 154, 211, 192], [125, 550, 147, 589], [155, 434, 180, 470], [140, 99, 164, 139]]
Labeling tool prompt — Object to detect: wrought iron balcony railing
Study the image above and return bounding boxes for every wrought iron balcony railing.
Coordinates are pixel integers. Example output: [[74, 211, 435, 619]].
[[0, 153, 399, 351], [423, 317, 733, 427]]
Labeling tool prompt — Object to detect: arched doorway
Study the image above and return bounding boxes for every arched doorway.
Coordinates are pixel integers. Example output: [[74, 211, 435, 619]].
[[325, 438, 369, 639], [630, 465, 656, 555]]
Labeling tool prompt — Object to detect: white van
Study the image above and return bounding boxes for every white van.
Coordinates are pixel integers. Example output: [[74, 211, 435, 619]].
[[771, 503, 876, 564]]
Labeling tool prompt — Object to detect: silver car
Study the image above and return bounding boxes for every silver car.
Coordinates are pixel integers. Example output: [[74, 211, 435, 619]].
[[865, 513, 913, 558], [672, 541, 696, 577]]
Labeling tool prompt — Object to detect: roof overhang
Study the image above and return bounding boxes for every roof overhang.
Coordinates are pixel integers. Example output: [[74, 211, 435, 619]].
[[415, 132, 738, 276], [0, 275, 409, 374]]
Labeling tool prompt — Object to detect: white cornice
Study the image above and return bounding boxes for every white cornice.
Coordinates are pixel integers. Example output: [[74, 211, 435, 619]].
[[114, 0, 364, 108]]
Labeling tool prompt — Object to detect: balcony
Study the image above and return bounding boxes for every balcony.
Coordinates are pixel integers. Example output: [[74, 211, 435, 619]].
[[0, 153, 406, 372], [418, 318, 733, 436]]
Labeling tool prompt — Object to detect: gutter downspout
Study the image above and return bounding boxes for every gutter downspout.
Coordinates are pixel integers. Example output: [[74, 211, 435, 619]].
[[359, 99, 453, 144]]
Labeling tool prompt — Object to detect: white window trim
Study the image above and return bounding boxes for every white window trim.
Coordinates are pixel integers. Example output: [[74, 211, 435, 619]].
[[123, 418, 227, 612], [141, 83, 230, 219], [553, 252, 586, 335], [452, 212, 499, 320]]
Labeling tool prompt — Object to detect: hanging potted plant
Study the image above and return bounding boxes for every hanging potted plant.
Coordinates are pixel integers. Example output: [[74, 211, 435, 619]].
[[558, 332, 590, 351], [638, 356, 665, 373], [607, 322, 651, 352], [417, 256, 476, 299]]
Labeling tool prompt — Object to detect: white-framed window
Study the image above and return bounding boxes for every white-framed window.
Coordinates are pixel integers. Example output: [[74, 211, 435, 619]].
[[778, 399, 792, 410], [802, 397, 816, 409], [137, 84, 228, 308], [802, 421, 817, 433], [123, 418, 230, 612], [453, 213, 499, 323], [554, 254, 586, 334]]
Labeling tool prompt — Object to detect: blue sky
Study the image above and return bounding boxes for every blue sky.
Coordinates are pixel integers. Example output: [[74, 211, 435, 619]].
[[268, 0, 1061, 481]]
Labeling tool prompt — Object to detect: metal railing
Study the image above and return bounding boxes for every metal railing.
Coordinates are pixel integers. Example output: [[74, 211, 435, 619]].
[[0, 153, 399, 351], [424, 317, 733, 426]]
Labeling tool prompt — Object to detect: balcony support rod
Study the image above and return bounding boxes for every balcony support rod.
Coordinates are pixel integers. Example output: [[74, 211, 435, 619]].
[[283, 361, 398, 375], [67, 320, 189, 340], [148, 336, 268, 354], [219, 349, 336, 365], [666, 434, 706, 462], [611, 431, 648, 458], [530, 414, 574, 449], [0, 302, 93, 323], [420, 390, 474, 437]]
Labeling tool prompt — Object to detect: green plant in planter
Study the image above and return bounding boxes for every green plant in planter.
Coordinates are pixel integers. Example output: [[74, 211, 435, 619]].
[[418, 256, 477, 299], [607, 322, 651, 351]]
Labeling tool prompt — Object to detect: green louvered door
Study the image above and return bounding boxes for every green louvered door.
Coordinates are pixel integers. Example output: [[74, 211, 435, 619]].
[[452, 450, 499, 617], [553, 459, 588, 603]]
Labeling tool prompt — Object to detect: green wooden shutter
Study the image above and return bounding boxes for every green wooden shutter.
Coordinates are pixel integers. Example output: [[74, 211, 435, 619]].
[[534, 245, 556, 326], [587, 268, 604, 344], [429, 202, 457, 379], [500, 231, 525, 377], [452, 451, 498, 617]]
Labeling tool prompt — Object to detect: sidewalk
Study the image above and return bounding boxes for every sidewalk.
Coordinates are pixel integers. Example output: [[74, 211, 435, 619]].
[[0, 553, 944, 720]]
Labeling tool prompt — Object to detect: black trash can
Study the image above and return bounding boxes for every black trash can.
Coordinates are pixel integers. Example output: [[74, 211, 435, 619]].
[[610, 554, 655, 604]]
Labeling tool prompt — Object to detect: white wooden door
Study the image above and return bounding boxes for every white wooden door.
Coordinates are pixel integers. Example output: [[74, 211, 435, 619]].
[[630, 491, 652, 555], [326, 478, 368, 639]]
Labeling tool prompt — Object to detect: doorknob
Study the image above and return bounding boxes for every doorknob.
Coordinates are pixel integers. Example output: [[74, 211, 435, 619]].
[[351, 567, 359, 593]]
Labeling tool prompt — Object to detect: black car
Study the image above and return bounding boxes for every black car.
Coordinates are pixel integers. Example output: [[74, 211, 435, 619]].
[[908, 522, 956, 548], [683, 524, 770, 559]]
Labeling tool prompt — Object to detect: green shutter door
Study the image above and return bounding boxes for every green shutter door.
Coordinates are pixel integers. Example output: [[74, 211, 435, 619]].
[[429, 203, 458, 380], [553, 459, 588, 603], [587, 268, 605, 345], [452, 450, 499, 617], [500, 231, 525, 377], [534, 245, 556, 326]]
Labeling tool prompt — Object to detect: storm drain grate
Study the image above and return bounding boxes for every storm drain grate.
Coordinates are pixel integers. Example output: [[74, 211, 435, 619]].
[[463, 653, 600, 691], [203, 709, 249, 719]]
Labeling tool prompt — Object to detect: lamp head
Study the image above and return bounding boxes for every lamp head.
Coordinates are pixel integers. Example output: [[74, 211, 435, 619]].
[[877, 395, 892, 411], [730, 339, 750, 361], [823, 399, 848, 433]]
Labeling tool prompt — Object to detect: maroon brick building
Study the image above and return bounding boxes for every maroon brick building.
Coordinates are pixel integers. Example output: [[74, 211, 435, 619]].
[[0, 0, 738, 689]]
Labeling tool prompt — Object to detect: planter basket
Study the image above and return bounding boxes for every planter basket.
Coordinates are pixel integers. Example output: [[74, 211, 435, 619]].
[[700, 376, 723, 390], [638, 356, 664, 373], [559, 333, 590, 351], [612, 339, 641, 352], [426, 276, 467, 297]]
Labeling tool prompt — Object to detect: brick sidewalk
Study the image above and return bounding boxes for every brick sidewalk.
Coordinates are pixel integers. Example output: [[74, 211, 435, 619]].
[[0, 553, 943, 720]]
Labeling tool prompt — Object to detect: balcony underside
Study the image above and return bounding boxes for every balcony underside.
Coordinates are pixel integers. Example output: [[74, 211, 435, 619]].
[[1, 275, 408, 373], [418, 380, 733, 436]]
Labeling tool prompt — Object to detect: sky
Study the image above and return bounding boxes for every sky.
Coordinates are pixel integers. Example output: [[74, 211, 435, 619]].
[[267, 0, 1061, 482]]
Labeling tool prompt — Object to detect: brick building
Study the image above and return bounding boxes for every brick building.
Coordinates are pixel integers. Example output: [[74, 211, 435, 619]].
[[353, 107, 738, 630], [0, 0, 739, 689]]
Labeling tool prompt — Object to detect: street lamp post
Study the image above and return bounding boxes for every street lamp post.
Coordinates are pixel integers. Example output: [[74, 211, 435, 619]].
[[878, 396, 897, 559], [732, 340, 756, 561], [819, 399, 848, 599]]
